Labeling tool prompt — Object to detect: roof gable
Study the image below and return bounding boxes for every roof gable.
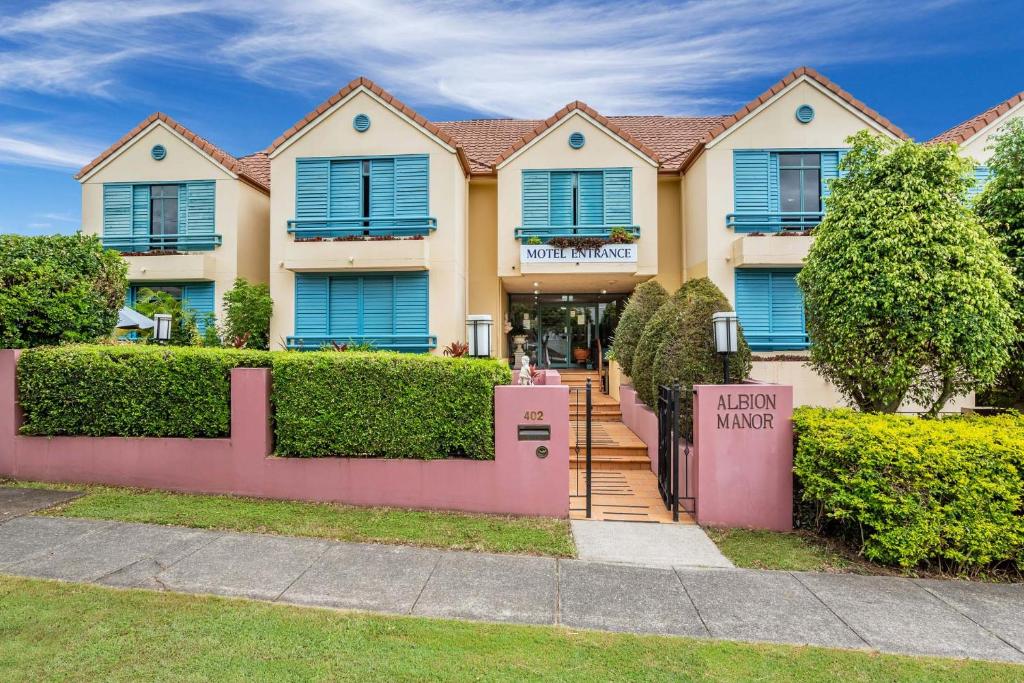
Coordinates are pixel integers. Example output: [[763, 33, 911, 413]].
[[491, 101, 661, 169], [266, 76, 471, 175], [678, 67, 907, 173], [930, 91, 1024, 146], [75, 113, 269, 193]]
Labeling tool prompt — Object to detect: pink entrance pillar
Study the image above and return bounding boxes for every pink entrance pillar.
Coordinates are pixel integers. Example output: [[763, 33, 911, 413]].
[[692, 382, 793, 531]]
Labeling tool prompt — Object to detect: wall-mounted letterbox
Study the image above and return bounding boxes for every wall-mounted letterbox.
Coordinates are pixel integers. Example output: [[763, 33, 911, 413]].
[[517, 425, 550, 441]]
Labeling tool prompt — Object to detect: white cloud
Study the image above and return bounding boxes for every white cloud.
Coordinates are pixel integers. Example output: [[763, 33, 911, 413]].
[[0, 127, 100, 170]]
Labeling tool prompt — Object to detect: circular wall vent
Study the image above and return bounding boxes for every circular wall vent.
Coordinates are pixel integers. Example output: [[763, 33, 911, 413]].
[[795, 105, 815, 124], [568, 132, 586, 149], [151, 144, 167, 160], [353, 113, 371, 132]]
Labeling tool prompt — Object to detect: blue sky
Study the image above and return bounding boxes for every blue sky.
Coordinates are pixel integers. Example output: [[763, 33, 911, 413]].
[[0, 0, 1021, 235]]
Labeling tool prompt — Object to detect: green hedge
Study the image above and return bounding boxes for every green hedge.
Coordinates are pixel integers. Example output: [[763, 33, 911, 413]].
[[271, 352, 511, 459], [17, 345, 269, 438], [793, 407, 1024, 572]]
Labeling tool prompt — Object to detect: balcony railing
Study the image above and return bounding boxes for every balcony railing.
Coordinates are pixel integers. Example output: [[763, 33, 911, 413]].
[[514, 225, 640, 241], [726, 212, 824, 233], [102, 234, 222, 252], [745, 333, 810, 352], [285, 334, 438, 352], [287, 217, 437, 239]]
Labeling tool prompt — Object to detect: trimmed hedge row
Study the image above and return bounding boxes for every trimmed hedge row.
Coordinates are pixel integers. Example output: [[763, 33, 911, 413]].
[[272, 352, 511, 459], [793, 407, 1024, 573], [17, 345, 269, 438]]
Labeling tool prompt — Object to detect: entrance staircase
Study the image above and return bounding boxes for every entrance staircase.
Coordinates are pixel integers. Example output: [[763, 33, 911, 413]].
[[562, 370, 649, 470]]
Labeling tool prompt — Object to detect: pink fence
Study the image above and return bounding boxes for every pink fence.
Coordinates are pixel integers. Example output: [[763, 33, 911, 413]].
[[0, 350, 569, 518]]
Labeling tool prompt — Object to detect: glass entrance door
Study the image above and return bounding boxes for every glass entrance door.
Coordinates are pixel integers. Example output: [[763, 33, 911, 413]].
[[508, 294, 625, 369]]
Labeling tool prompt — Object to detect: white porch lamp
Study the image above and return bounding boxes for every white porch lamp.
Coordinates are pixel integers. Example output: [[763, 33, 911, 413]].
[[153, 313, 172, 342], [712, 311, 738, 383], [466, 314, 493, 357]]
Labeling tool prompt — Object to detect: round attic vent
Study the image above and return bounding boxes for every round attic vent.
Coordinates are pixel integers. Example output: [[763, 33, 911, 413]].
[[151, 144, 167, 161], [353, 113, 371, 132], [795, 105, 815, 124], [568, 132, 586, 149]]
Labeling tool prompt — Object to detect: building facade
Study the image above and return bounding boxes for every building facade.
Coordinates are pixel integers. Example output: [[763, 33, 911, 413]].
[[76, 68, 1022, 408]]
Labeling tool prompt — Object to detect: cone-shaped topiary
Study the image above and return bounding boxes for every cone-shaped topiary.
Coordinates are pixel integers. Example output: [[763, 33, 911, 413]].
[[651, 278, 752, 429], [611, 279, 668, 378], [631, 280, 701, 407]]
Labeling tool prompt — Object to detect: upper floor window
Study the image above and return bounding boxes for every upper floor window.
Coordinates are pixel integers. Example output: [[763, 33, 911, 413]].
[[728, 150, 844, 233], [150, 185, 180, 237], [290, 155, 434, 239], [517, 168, 637, 241]]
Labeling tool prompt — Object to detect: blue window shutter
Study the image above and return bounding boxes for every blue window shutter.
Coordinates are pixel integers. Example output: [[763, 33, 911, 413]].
[[820, 151, 839, 200], [132, 185, 150, 239], [296, 159, 330, 220], [328, 276, 360, 336], [576, 171, 604, 226], [735, 269, 807, 350], [969, 165, 992, 198], [522, 171, 550, 227], [369, 158, 395, 218], [361, 275, 395, 335], [394, 272, 429, 335], [184, 181, 215, 237], [733, 151, 771, 230], [394, 155, 429, 217], [549, 171, 573, 226], [103, 184, 133, 242], [328, 159, 362, 219], [768, 153, 780, 213], [295, 274, 329, 336], [603, 168, 632, 225], [182, 282, 215, 334], [177, 184, 189, 235]]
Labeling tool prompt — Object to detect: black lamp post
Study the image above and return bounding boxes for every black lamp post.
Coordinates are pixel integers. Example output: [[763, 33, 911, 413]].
[[712, 312, 738, 384]]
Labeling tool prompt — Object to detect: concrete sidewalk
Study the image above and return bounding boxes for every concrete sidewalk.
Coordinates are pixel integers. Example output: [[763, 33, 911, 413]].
[[0, 516, 1022, 664]]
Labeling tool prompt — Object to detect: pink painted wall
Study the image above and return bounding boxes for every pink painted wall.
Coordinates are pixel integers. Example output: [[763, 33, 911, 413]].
[[693, 383, 793, 531], [618, 385, 658, 474], [0, 350, 569, 518]]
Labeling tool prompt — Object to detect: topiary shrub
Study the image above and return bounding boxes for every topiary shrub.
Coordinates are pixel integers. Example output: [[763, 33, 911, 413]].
[[650, 278, 752, 422], [0, 234, 127, 348], [272, 352, 512, 459], [611, 280, 667, 377], [220, 277, 273, 350], [631, 283, 693, 408], [17, 345, 270, 438], [794, 407, 1024, 573]]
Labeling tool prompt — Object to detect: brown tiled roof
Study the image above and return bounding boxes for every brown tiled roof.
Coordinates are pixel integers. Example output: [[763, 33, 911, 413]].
[[238, 152, 270, 189], [677, 66, 908, 173], [930, 91, 1024, 145], [74, 112, 270, 193], [435, 118, 540, 174], [488, 101, 663, 168], [267, 76, 472, 176]]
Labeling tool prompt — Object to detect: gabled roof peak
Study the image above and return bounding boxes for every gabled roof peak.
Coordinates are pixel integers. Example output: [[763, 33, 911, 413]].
[[930, 90, 1024, 145]]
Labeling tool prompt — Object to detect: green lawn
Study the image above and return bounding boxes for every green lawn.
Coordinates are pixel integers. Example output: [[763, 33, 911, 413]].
[[0, 576, 1018, 682], [705, 528, 853, 572], [2, 480, 575, 557]]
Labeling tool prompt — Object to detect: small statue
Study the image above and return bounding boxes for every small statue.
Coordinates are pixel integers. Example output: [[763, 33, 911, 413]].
[[518, 355, 534, 385]]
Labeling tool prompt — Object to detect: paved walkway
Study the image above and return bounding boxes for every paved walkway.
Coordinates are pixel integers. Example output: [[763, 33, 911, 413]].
[[572, 520, 732, 568], [1, 516, 1022, 663]]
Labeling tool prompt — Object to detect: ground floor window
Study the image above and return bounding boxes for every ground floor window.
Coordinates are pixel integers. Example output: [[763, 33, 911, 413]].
[[734, 269, 808, 351], [290, 271, 433, 351], [507, 292, 624, 368], [127, 281, 215, 334]]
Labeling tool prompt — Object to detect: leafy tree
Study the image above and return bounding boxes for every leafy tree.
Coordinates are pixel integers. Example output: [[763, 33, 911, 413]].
[[219, 278, 273, 350], [132, 289, 200, 346], [0, 234, 127, 348], [975, 118, 1024, 407], [610, 279, 667, 377], [799, 131, 1016, 415]]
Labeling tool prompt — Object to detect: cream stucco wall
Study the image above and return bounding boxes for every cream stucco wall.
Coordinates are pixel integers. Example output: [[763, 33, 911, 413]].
[[654, 178, 682, 293], [495, 111, 659, 294], [79, 120, 269, 320], [267, 88, 468, 351], [957, 102, 1024, 164], [467, 179, 505, 358]]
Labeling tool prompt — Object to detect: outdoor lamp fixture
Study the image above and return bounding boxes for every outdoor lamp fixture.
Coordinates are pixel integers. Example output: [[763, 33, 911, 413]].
[[466, 314, 493, 357], [153, 313, 172, 343], [712, 312, 739, 384]]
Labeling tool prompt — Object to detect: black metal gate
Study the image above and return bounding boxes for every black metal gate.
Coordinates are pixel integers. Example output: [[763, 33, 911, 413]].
[[570, 379, 593, 518], [657, 384, 695, 521]]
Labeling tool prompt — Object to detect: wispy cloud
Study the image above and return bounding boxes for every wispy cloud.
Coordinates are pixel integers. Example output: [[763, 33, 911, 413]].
[[0, 126, 100, 170]]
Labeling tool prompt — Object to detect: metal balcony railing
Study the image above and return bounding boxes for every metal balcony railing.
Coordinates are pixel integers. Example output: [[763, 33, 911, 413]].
[[102, 234, 222, 252], [725, 212, 824, 233], [287, 217, 437, 239], [514, 225, 640, 241]]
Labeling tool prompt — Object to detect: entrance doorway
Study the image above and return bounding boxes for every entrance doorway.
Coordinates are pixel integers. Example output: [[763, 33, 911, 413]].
[[507, 293, 624, 369]]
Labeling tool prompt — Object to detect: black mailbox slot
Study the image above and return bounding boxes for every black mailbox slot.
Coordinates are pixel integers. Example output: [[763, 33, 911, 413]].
[[518, 425, 550, 441]]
